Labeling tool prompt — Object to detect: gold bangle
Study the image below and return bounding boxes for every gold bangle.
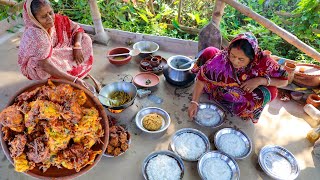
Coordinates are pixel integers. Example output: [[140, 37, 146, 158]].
[[73, 46, 82, 50], [190, 101, 199, 106], [73, 77, 78, 83]]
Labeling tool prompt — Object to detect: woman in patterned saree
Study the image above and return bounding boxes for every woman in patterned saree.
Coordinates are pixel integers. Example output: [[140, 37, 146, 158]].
[[18, 0, 93, 86], [188, 32, 288, 123]]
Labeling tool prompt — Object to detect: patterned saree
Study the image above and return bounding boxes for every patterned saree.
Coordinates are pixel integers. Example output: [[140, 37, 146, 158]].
[[194, 32, 288, 123], [18, 0, 93, 80]]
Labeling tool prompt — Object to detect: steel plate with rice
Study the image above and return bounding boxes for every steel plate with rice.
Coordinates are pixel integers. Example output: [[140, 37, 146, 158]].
[[258, 145, 300, 180], [198, 151, 240, 180], [170, 128, 210, 161], [194, 103, 226, 128], [214, 128, 252, 159], [142, 150, 184, 180]]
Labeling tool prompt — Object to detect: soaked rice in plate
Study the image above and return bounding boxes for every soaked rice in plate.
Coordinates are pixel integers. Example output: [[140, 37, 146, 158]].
[[202, 157, 232, 180], [219, 133, 246, 158], [174, 133, 206, 160], [146, 154, 181, 180]]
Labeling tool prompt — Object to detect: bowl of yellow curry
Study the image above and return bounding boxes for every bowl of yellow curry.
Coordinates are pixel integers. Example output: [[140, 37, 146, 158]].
[[135, 107, 171, 134], [98, 81, 137, 111], [0, 79, 109, 180]]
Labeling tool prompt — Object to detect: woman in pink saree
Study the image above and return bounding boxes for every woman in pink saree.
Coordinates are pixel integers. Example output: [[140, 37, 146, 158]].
[[18, 0, 93, 86]]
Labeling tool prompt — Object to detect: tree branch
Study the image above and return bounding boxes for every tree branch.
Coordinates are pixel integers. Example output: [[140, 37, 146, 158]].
[[167, 24, 199, 35], [88, 0, 110, 45], [212, 0, 225, 26], [0, 0, 17, 7], [221, 0, 320, 62]]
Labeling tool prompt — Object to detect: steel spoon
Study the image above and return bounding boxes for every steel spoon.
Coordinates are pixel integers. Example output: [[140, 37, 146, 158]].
[[107, 49, 141, 57]]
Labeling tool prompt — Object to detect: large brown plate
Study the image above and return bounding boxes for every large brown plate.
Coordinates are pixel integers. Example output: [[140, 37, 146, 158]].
[[293, 64, 320, 88], [0, 79, 109, 179]]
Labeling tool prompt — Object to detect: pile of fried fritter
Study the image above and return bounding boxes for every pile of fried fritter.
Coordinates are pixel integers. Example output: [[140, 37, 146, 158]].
[[0, 80, 104, 173], [106, 116, 129, 156]]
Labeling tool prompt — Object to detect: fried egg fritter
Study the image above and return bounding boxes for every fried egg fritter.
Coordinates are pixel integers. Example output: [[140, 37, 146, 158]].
[[13, 153, 35, 172]]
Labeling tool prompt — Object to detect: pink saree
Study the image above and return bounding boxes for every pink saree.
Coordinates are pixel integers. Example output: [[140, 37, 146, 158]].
[[18, 0, 93, 80]]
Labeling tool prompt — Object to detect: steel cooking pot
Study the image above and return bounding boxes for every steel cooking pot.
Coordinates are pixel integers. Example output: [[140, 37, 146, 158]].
[[163, 55, 196, 86], [98, 81, 137, 110]]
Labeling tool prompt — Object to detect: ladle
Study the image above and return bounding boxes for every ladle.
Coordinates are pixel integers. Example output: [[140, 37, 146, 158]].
[[177, 59, 197, 69], [96, 93, 118, 106], [82, 82, 118, 106], [107, 49, 141, 57]]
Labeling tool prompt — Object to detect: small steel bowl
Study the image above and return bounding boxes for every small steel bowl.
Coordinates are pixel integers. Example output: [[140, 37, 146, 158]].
[[198, 151, 240, 180], [170, 128, 210, 161], [98, 81, 137, 110], [258, 145, 300, 180], [194, 102, 226, 128], [103, 132, 131, 158], [142, 150, 185, 180], [135, 107, 171, 134], [214, 128, 252, 159], [133, 41, 159, 58]]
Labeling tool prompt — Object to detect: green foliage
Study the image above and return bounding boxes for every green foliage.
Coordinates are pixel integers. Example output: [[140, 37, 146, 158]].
[[35, 0, 320, 64], [0, 0, 24, 21], [219, 0, 319, 64], [0, 6, 10, 21]]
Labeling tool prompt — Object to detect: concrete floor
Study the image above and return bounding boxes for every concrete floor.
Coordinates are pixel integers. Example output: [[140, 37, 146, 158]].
[[0, 29, 319, 180]]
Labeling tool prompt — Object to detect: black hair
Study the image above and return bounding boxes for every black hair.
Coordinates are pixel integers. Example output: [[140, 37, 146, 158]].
[[229, 39, 255, 61], [31, 0, 51, 17]]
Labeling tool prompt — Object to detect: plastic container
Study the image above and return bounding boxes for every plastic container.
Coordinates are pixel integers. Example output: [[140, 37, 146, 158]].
[[307, 126, 320, 144], [304, 104, 320, 122]]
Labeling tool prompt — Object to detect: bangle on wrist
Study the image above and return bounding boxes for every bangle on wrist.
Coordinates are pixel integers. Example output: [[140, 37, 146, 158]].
[[74, 42, 81, 47], [73, 46, 82, 50], [264, 75, 271, 86], [73, 77, 78, 83], [190, 100, 199, 107]]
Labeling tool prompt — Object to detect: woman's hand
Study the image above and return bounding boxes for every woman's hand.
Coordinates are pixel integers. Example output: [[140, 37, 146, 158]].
[[240, 77, 266, 93], [73, 49, 84, 65], [188, 102, 199, 119], [75, 78, 89, 88]]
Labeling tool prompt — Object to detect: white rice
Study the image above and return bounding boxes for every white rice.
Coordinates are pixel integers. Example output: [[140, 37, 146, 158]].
[[265, 153, 292, 179], [174, 132, 206, 160], [219, 133, 247, 158], [202, 157, 232, 180], [146, 154, 181, 180], [196, 108, 220, 126]]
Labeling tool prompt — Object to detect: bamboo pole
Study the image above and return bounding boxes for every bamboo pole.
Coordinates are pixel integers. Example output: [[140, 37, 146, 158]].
[[148, 0, 154, 15], [221, 0, 320, 62], [0, 0, 17, 6], [212, 0, 225, 26], [88, 0, 110, 45]]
